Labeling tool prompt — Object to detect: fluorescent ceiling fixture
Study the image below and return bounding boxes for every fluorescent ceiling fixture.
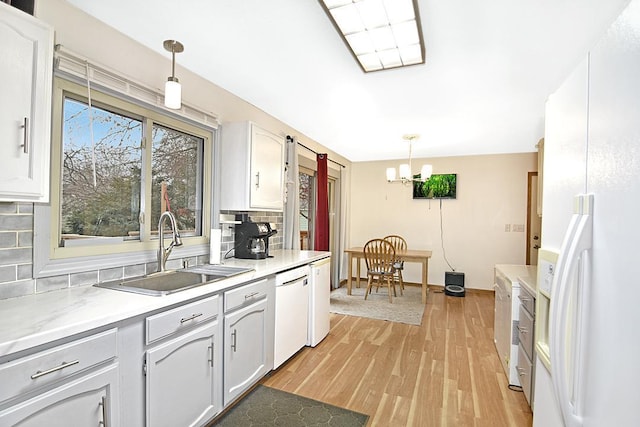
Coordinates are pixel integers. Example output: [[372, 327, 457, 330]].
[[320, 0, 425, 72]]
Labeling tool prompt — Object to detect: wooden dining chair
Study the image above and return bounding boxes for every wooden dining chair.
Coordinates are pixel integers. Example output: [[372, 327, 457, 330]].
[[383, 235, 407, 291], [363, 238, 398, 303]]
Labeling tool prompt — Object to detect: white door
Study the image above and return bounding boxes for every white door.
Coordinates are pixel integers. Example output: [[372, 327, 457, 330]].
[[250, 125, 284, 209], [0, 4, 53, 202], [146, 323, 219, 427], [581, 2, 640, 424], [0, 365, 119, 427], [223, 298, 268, 405]]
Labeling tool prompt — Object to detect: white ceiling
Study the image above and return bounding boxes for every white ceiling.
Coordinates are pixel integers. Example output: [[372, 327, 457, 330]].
[[64, 0, 629, 162]]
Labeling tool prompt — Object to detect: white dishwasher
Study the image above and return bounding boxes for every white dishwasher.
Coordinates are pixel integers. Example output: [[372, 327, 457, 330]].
[[274, 265, 309, 369]]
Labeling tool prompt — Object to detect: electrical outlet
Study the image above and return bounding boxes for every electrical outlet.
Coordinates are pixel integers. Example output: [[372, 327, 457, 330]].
[[513, 224, 525, 232], [504, 224, 511, 232]]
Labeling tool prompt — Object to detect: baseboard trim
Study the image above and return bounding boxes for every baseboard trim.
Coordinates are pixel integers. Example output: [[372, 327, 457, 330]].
[[339, 278, 494, 295]]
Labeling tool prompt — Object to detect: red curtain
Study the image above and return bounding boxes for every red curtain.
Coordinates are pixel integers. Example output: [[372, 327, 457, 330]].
[[314, 154, 329, 251]]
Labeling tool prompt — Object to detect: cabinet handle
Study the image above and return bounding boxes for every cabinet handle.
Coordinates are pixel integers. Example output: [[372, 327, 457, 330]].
[[517, 326, 528, 334], [208, 344, 214, 367], [180, 313, 203, 323], [244, 291, 260, 299], [282, 276, 307, 287], [255, 171, 260, 189], [99, 396, 108, 427], [30, 359, 80, 379], [21, 117, 29, 154], [231, 329, 237, 352]]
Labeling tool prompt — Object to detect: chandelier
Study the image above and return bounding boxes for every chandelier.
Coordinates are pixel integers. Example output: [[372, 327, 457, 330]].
[[386, 134, 432, 184]]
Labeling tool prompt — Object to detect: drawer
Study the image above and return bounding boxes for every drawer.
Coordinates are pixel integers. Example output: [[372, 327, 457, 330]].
[[146, 294, 220, 344], [518, 286, 535, 316], [0, 328, 117, 404], [224, 278, 269, 313], [518, 303, 535, 359], [517, 342, 534, 405]]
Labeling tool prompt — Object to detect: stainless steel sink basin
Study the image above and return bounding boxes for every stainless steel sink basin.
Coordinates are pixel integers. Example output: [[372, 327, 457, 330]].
[[94, 265, 254, 296]]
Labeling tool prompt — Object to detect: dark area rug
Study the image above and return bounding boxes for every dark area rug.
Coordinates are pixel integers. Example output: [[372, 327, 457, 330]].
[[212, 385, 369, 426]]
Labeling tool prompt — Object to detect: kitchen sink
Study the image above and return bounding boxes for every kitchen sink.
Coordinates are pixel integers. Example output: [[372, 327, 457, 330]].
[[94, 265, 254, 296]]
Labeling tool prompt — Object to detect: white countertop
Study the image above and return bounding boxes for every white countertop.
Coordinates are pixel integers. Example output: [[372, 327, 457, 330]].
[[495, 264, 537, 295], [0, 250, 329, 358]]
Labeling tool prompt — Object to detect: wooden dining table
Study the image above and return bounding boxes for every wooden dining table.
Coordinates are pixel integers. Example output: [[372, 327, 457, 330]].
[[344, 247, 433, 304]]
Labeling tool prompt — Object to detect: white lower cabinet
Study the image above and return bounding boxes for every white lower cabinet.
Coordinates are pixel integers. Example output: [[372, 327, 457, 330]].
[[145, 322, 221, 427], [0, 329, 119, 426], [144, 294, 222, 427], [0, 364, 119, 427], [223, 278, 272, 406]]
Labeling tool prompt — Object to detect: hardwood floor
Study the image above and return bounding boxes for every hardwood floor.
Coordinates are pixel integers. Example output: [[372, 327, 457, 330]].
[[262, 286, 533, 426]]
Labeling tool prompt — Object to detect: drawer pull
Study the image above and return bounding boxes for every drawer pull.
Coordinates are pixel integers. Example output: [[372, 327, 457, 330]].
[[244, 291, 260, 299], [517, 326, 528, 334], [180, 313, 203, 323], [30, 359, 80, 379]]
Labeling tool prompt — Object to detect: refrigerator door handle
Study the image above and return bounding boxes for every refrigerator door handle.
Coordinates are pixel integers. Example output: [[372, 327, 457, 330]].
[[550, 194, 593, 427]]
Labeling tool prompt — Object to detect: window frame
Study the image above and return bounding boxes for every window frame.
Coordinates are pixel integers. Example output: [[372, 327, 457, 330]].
[[33, 77, 214, 278]]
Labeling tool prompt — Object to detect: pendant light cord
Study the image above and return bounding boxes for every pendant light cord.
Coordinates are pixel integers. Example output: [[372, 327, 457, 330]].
[[85, 62, 97, 188]]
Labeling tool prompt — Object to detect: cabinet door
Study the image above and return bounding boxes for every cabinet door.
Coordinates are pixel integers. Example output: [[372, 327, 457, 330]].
[[250, 125, 284, 210], [0, 3, 53, 202], [224, 297, 268, 406], [146, 321, 220, 427], [0, 364, 119, 427]]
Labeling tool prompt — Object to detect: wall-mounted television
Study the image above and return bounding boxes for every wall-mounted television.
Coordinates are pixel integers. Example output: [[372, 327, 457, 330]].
[[413, 173, 457, 199]]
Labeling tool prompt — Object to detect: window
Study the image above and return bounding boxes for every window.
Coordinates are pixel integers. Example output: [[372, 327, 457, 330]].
[[299, 168, 314, 250], [46, 78, 212, 261], [61, 97, 143, 244]]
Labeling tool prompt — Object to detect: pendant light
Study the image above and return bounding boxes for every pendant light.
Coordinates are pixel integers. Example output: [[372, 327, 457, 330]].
[[163, 40, 184, 110], [386, 134, 432, 184]]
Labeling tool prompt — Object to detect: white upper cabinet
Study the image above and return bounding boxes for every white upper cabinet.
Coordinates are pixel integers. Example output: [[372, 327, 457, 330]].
[[0, 3, 54, 203], [220, 122, 285, 211]]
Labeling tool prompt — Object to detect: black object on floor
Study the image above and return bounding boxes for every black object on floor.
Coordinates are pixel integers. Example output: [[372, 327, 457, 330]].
[[212, 385, 369, 426], [444, 271, 465, 297]]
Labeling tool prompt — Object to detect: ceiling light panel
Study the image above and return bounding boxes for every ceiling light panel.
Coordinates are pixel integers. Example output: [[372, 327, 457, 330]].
[[383, 0, 415, 23], [346, 32, 375, 55], [355, 0, 388, 29], [320, 0, 425, 72], [358, 52, 383, 71]]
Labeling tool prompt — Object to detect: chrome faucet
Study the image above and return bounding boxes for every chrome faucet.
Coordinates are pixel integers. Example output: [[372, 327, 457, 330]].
[[157, 211, 183, 273]]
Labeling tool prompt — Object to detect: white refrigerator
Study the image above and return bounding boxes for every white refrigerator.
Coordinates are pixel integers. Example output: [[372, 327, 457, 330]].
[[533, 1, 640, 426]]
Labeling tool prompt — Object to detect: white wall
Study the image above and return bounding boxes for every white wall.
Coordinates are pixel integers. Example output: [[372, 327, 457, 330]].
[[349, 153, 537, 290], [35, 0, 535, 292], [35, 0, 349, 166]]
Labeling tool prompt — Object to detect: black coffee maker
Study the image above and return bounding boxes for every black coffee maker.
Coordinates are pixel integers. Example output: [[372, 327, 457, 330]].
[[234, 220, 277, 259]]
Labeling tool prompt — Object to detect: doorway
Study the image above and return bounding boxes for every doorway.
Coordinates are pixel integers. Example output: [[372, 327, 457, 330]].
[[526, 172, 541, 265], [299, 168, 315, 250], [298, 165, 339, 288]]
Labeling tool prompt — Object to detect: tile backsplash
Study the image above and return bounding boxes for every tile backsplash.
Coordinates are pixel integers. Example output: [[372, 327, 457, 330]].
[[0, 202, 283, 300]]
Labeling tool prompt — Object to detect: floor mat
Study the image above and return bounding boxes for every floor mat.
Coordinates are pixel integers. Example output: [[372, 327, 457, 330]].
[[330, 284, 425, 325], [212, 385, 369, 426]]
